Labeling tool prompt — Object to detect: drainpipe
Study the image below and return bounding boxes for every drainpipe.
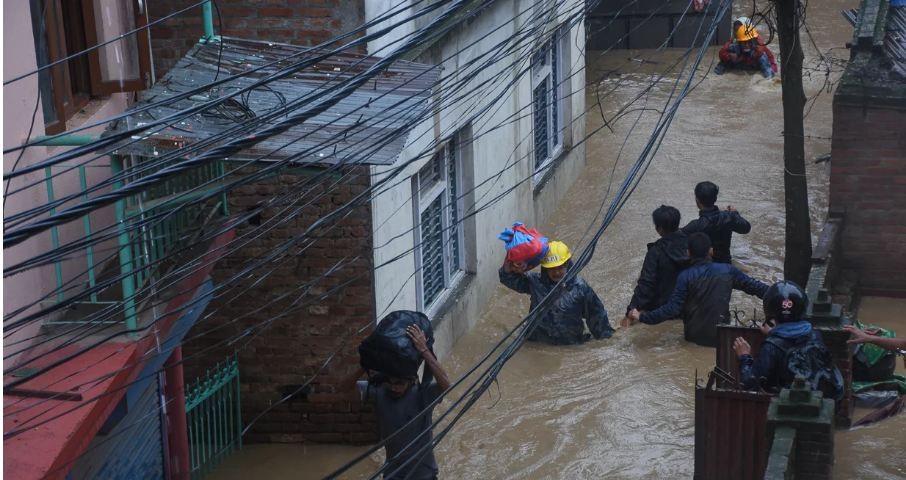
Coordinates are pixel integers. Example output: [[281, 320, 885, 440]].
[[164, 347, 191, 480], [202, 0, 215, 41], [31, 134, 99, 147]]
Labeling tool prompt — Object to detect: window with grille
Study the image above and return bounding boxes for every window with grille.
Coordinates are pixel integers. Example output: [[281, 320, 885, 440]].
[[414, 139, 464, 310], [532, 25, 567, 174]]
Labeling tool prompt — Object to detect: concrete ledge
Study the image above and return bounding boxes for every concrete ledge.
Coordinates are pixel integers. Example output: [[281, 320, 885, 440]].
[[765, 426, 796, 480]]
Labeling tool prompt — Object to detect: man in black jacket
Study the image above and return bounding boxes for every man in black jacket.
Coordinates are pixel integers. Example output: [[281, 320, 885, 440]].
[[625, 233, 769, 347], [626, 205, 689, 316], [733, 281, 843, 400], [682, 181, 751, 264]]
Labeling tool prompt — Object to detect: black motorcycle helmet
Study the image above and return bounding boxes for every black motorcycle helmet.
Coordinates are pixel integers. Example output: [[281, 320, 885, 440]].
[[762, 281, 808, 323]]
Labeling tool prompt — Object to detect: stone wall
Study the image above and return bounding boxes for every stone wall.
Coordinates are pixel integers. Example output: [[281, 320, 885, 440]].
[[149, 0, 366, 77], [817, 327, 853, 427], [182, 165, 377, 443]]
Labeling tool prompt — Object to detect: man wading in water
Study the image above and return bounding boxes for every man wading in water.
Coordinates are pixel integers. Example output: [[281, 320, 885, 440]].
[[625, 205, 690, 317], [682, 181, 751, 265], [499, 241, 614, 345], [624, 233, 768, 347]]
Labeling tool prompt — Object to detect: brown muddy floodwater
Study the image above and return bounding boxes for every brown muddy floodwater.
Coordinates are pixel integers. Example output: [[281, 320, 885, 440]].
[[211, 1, 906, 478]]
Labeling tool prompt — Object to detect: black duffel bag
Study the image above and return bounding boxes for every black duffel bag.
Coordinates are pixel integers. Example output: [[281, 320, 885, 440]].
[[359, 310, 435, 381]]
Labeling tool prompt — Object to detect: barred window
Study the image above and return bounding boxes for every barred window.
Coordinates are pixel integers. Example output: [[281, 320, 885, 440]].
[[414, 140, 464, 310], [532, 25, 567, 173]]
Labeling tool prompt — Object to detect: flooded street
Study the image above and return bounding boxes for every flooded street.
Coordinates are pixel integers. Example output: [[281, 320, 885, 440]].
[[211, 1, 906, 478], [837, 296, 906, 479]]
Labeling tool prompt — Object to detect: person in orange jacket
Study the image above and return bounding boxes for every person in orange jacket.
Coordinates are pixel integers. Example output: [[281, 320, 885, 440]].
[[714, 20, 778, 79]]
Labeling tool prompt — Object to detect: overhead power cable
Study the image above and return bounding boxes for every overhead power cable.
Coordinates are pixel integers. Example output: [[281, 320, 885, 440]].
[[5, 0, 600, 428], [3, 0, 728, 464], [327, 1, 732, 477], [1, 0, 564, 402], [3, 0, 680, 430]]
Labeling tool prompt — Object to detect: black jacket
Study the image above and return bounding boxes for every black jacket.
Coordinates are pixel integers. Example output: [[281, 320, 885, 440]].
[[640, 258, 768, 347], [627, 231, 690, 313], [739, 327, 843, 400], [499, 267, 613, 344], [738, 330, 811, 394], [682, 206, 751, 263]]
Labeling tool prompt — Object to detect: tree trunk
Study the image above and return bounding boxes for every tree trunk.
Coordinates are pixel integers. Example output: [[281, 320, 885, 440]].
[[775, 0, 812, 286]]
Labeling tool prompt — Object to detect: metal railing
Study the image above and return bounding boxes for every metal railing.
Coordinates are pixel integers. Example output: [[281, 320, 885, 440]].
[[41, 163, 107, 306], [117, 153, 227, 298], [39, 149, 226, 331], [185, 355, 242, 479]]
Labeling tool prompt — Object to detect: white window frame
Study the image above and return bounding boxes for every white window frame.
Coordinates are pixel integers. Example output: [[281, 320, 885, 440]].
[[532, 24, 570, 182], [412, 137, 465, 314]]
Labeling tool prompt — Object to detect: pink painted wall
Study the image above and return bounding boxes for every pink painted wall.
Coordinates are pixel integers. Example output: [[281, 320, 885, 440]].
[[3, 1, 130, 365]]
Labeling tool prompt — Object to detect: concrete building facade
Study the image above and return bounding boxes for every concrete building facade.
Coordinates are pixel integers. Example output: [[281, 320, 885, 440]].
[[367, 0, 588, 359]]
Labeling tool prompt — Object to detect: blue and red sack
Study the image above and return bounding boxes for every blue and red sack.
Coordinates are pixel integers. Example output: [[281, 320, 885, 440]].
[[498, 222, 549, 268]]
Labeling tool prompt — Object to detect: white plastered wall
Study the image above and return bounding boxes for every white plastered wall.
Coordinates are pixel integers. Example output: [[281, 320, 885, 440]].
[[367, 0, 587, 358]]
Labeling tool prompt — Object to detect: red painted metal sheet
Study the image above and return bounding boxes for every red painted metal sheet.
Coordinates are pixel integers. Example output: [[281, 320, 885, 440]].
[[715, 325, 766, 388], [694, 379, 773, 480], [4, 228, 235, 480], [165, 347, 191, 480], [4, 342, 139, 480]]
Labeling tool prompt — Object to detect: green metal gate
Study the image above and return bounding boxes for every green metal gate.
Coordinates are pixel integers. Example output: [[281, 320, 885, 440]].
[[185, 355, 242, 479]]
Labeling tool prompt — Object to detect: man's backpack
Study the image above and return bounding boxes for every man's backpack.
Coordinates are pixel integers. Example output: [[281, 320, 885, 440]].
[[766, 331, 844, 401]]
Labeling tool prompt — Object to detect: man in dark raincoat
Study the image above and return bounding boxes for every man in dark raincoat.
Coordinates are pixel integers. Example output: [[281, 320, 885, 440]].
[[733, 281, 843, 400], [682, 181, 751, 264], [626, 233, 768, 347], [626, 205, 690, 316], [499, 241, 614, 345]]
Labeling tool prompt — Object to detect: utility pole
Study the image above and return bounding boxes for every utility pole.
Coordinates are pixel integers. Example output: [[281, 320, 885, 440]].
[[774, 0, 811, 285]]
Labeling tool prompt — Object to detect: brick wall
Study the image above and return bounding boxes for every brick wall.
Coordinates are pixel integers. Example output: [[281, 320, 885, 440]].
[[149, 0, 365, 77], [829, 101, 906, 296], [817, 328, 853, 427], [183, 165, 377, 443], [793, 422, 835, 480], [766, 385, 835, 480]]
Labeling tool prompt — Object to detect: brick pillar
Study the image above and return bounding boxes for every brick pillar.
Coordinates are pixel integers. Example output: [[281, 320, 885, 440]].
[[808, 287, 854, 427], [767, 377, 835, 480], [764, 426, 796, 480], [817, 324, 854, 427]]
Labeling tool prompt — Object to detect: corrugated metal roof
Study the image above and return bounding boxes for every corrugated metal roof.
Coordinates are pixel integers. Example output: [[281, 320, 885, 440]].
[[110, 37, 439, 165], [888, 6, 906, 77]]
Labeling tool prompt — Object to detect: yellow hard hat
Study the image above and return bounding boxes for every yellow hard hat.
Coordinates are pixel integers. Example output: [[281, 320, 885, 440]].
[[735, 23, 759, 42], [540, 241, 571, 268]]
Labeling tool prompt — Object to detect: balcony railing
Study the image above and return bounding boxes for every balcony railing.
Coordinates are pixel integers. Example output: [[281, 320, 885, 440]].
[[42, 153, 227, 331]]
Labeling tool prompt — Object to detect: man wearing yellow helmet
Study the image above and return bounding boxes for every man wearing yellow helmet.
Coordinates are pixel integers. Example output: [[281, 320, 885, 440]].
[[499, 241, 614, 345], [715, 20, 777, 79]]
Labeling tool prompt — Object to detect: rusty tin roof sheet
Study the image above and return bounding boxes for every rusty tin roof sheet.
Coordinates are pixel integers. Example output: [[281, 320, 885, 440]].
[[110, 37, 439, 165]]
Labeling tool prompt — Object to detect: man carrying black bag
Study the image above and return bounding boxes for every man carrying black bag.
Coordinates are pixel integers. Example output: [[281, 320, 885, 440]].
[[345, 311, 451, 480]]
